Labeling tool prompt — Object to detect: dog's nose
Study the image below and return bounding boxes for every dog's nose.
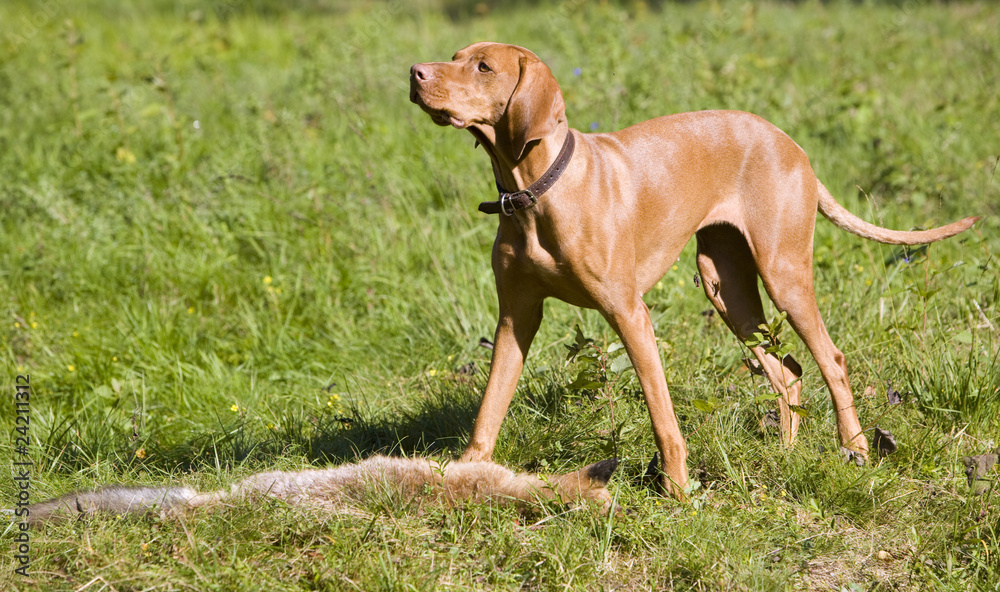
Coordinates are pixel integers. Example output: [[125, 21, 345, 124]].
[[410, 63, 433, 81]]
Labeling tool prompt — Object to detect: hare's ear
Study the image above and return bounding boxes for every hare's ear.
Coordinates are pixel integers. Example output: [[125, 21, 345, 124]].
[[505, 55, 565, 162], [583, 458, 619, 487]]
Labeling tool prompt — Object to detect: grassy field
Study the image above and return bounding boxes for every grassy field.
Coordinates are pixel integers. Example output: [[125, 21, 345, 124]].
[[1, 0, 998, 589]]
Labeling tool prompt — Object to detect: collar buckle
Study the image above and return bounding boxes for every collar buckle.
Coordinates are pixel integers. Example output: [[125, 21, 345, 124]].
[[478, 131, 575, 216], [500, 189, 537, 216]]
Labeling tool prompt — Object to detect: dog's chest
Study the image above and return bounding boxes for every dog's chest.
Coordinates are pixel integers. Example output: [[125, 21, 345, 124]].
[[497, 218, 559, 274], [495, 216, 598, 307]]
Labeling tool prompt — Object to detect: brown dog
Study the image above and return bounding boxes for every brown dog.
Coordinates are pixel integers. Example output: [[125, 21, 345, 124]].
[[409, 42, 979, 498]]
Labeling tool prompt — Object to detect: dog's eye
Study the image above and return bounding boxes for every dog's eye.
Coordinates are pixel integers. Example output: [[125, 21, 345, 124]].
[[477, 62, 491, 73]]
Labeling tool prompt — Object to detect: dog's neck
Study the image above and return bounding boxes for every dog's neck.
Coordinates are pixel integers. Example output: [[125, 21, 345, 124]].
[[471, 121, 570, 194]]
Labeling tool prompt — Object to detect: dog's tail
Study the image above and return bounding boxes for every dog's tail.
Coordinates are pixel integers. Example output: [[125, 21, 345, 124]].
[[817, 181, 979, 245], [25, 486, 205, 525]]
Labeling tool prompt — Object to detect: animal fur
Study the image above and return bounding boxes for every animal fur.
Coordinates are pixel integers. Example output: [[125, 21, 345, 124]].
[[24, 455, 618, 525]]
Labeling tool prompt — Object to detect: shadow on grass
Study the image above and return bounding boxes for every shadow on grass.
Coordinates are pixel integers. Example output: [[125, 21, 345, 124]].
[[37, 363, 630, 480], [308, 385, 482, 462], [37, 379, 484, 477]]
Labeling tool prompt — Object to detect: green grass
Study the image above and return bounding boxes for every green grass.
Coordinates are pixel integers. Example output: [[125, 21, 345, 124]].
[[1, 0, 998, 589]]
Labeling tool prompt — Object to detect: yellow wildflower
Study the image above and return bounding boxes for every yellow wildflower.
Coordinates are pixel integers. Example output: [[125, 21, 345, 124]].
[[116, 147, 137, 163]]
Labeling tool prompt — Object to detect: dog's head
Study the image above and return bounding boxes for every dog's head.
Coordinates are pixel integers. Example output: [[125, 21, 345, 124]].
[[409, 42, 565, 163]]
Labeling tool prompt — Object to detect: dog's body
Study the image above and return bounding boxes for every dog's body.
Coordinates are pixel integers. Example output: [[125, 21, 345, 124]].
[[409, 42, 979, 498], [24, 455, 618, 524]]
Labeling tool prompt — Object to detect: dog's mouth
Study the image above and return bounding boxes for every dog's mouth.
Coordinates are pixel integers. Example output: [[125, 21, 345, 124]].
[[417, 103, 467, 129], [432, 112, 468, 129], [410, 85, 467, 129]]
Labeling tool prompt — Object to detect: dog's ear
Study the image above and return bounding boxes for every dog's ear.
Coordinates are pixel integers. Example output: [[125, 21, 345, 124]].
[[505, 55, 564, 162]]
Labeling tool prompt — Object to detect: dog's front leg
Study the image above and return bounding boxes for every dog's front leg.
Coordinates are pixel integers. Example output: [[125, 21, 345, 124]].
[[461, 286, 544, 462], [604, 299, 690, 500]]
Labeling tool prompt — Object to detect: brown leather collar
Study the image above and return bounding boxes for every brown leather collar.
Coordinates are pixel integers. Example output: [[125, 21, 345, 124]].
[[479, 131, 575, 215]]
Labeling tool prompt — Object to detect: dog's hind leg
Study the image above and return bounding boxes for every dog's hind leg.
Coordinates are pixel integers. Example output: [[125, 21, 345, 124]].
[[696, 224, 805, 446], [746, 208, 870, 459], [757, 264, 869, 459]]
